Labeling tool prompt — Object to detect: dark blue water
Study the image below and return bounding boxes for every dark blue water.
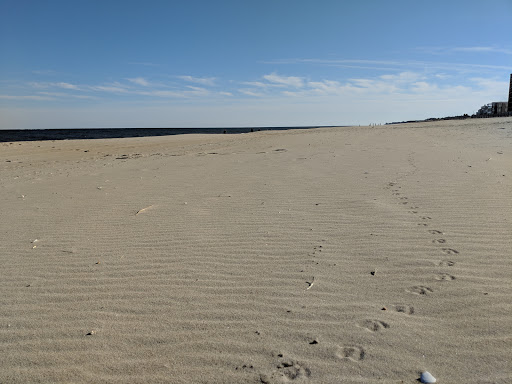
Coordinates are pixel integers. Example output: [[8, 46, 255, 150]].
[[0, 126, 336, 142]]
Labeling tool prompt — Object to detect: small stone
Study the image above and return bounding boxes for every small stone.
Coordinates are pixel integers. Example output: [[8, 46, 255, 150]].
[[420, 371, 436, 383], [86, 330, 96, 336], [381, 307, 387, 311]]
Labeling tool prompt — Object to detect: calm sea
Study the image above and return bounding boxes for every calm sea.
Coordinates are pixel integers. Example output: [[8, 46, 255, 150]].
[[0, 126, 336, 142]]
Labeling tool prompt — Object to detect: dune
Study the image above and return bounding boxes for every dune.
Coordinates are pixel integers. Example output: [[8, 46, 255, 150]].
[[1, 117, 511, 383]]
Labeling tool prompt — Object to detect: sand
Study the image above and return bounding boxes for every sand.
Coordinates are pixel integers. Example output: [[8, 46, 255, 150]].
[[1, 118, 511, 383]]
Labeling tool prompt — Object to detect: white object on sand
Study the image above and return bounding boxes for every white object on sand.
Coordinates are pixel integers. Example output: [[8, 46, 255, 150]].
[[420, 371, 436, 383]]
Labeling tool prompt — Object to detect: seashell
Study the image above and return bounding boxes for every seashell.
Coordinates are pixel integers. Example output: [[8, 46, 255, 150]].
[[420, 371, 436, 383]]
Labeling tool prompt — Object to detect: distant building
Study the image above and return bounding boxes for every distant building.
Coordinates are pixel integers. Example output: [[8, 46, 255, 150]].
[[492, 102, 509, 115], [509, 74, 512, 113], [476, 103, 493, 116], [476, 74, 511, 116]]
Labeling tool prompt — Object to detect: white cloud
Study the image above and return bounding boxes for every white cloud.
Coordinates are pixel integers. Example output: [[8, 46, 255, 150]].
[[263, 57, 512, 73], [184, 86, 210, 96], [453, 46, 512, 54], [263, 73, 304, 88], [56, 82, 79, 90], [379, 71, 424, 83], [241, 81, 282, 88], [6, 66, 509, 128], [178, 76, 216, 86], [306, 80, 355, 95], [239, 89, 266, 97], [0, 94, 54, 100], [37, 91, 95, 99], [90, 85, 130, 93], [139, 90, 184, 98], [28, 81, 80, 90], [126, 77, 150, 86]]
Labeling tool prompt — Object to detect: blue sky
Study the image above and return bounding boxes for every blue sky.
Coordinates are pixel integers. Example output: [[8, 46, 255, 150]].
[[1, 0, 511, 128]]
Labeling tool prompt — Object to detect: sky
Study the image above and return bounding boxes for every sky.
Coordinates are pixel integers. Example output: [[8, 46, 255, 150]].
[[1, 0, 511, 128]]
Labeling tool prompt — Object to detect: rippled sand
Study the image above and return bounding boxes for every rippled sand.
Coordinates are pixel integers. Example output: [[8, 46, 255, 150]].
[[1, 118, 511, 383]]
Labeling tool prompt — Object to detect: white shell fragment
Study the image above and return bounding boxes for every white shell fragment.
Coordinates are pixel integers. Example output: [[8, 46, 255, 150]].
[[420, 371, 436, 383]]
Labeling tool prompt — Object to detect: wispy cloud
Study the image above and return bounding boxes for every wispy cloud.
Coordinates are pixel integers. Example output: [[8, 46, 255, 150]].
[[29, 81, 80, 90], [90, 84, 131, 94], [263, 73, 304, 88], [178, 75, 216, 86], [126, 77, 150, 86], [37, 91, 95, 99], [420, 46, 512, 55], [240, 81, 281, 88], [239, 89, 266, 97], [56, 82, 79, 90], [453, 46, 512, 54], [0, 94, 55, 100], [262, 58, 512, 73]]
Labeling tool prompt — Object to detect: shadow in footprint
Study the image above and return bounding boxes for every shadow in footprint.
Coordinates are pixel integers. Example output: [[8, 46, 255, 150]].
[[359, 319, 390, 332], [408, 286, 434, 295], [442, 248, 459, 255], [435, 273, 456, 281], [260, 355, 311, 383], [336, 346, 365, 362], [392, 304, 415, 315]]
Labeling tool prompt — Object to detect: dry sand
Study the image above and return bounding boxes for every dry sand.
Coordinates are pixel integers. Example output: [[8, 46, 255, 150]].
[[1, 118, 511, 383]]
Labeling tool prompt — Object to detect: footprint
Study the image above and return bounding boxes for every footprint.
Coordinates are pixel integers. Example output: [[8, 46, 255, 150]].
[[417, 223, 428, 227], [392, 304, 415, 315], [438, 260, 455, 267], [359, 319, 390, 332], [432, 239, 447, 244], [336, 346, 365, 361], [435, 273, 456, 281], [399, 197, 408, 200], [408, 286, 434, 295], [442, 248, 459, 255], [428, 230, 443, 235], [420, 216, 432, 220], [260, 357, 311, 383]]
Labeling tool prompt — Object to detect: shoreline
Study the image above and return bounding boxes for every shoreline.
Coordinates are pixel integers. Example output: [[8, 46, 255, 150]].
[[0, 126, 341, 143]]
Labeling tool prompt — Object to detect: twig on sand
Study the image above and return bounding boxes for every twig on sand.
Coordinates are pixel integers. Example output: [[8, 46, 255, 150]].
[[135, 205, 154, 216], [306, 277, 315, 290]]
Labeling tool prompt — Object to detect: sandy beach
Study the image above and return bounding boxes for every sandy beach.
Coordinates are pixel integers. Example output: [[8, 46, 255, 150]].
[[1, 118, 511, 383]]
